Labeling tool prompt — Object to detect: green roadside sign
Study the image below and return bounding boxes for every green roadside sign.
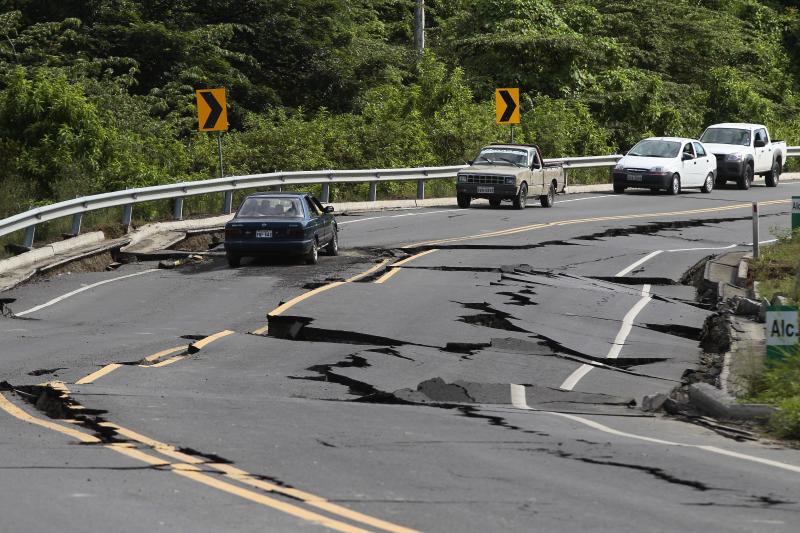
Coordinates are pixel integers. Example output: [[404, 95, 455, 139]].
[[766, 305, 799, 361], [793, 196, 800, 230]]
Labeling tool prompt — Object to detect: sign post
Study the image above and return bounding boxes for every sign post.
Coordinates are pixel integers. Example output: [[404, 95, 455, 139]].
[[196, 88, 230, 210], [766, 305, 799, 362], [495, 88, 520, 143], [792, 196, 800, 231]]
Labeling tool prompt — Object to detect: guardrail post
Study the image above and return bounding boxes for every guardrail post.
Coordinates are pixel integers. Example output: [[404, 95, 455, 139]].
[[70, 213, 83, 236], [368, 182, 378, 202], [173, 198, 184, 221], [23, 226, 35, 248], [321, 183, 330, 203], [223, 191, 234, 214], [416, 179, 425, 200], [122, 204, 133, 229], [752, 201, 760, 259]]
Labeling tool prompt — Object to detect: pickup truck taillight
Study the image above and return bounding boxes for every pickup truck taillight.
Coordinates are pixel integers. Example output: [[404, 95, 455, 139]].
[[225, 228, 242, 238]]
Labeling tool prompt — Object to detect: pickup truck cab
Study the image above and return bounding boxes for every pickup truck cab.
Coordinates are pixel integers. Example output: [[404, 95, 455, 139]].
[[699, 123, 785, 189], [456, 144, 565, 209]]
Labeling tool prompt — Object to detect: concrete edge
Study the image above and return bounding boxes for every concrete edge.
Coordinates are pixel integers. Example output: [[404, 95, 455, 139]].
[[0, 232, 106, 276], [688, 383, 776, 421], [686, 250, 778, 422], [124, 215, 234, 249]]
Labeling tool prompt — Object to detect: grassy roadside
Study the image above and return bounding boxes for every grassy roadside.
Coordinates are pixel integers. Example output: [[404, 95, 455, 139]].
[[747, 229, 800, 439]]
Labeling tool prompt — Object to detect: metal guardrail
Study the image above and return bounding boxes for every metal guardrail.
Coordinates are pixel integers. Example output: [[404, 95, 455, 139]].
[[1, 149, 794, 249]]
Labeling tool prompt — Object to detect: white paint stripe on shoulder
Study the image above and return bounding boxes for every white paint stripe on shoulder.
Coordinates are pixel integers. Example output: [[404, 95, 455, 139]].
[[558, 365, 594, 392], [559, 284, 652, 390], [665, 243, 738, 253], [615, 251, 663, 277], [607, 284, 651, 360], [510, 384, 800, 473], [557, 195, 615, 203], [337, 209, 457, 225], [16, 269, 159, 317]]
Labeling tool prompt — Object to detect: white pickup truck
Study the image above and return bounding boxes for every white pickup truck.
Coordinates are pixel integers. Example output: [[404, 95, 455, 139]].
[[699, 123, 786, 189]]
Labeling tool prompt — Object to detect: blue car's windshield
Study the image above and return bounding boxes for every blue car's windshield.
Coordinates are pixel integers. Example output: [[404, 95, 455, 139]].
[[700, 128, 751, 146], [238, 197, 304, 218], [627, 140, 681, 158]]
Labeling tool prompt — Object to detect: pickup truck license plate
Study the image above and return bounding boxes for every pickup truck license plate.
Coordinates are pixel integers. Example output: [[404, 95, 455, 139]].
[[477, 186, 494, 194], [628, 173, 643, 182], [256, 230, 272, 238]]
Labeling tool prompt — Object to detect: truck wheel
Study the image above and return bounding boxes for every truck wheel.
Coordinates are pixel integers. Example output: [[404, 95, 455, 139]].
[[700, 172, 714, 194], [613, 183, 626, 194], [457, 194, 471, 208], [737, 164, 752, 190], [540, 183, 555, 208], [512, 183, 528, 210], [667, 174, 681, 195], [489, 198, 502, 208], [765, 160, 780, 187]]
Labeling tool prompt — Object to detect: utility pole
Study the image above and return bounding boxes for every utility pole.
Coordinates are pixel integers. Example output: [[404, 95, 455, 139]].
[[414, 0, 425, 52]]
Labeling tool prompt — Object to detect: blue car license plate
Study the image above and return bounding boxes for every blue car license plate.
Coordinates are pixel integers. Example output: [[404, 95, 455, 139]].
[[256, 230, 272, 238]]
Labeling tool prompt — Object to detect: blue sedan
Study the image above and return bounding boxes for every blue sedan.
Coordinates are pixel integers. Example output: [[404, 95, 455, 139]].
[[224, 192, 338, 267]]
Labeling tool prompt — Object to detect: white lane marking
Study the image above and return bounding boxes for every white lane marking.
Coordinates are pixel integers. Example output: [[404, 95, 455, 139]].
[[509, 384, 800, 474], [617, 239, 778, 274], [16, 270, 159, 317], [608, 284, 652, 359], [337, 209, 457, 225], [614, 251, 663, 277], [557, 195, 614, 203], [664, 243, 737, 253], [559, 284, 652, 391]]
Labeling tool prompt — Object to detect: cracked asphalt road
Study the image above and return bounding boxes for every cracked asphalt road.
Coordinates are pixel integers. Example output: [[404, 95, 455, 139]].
[[2, 184, 800, 532]]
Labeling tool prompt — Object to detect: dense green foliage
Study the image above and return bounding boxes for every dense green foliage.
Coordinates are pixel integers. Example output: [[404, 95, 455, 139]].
[[1, 0, 800, 217]]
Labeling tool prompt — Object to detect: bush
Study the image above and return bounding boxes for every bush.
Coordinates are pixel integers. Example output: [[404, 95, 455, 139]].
[[769, 396, 800, 439]]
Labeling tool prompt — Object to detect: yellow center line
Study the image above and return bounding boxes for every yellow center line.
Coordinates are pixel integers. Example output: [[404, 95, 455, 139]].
[[144, 345, 189, 363], [0, 392, 99, 443], [251, 324, 270, 336], [1, 395, 413, 533], [374, 267, 402, 284], [402, 199, 791, 248], [189, 330, 235, 352], [388, 249, 438, 267], [172, 468, 375, 533], [103, 422, 421, 533], [75, 363, 124, 385], [268, 282, 346, 317], [346, 258, 392, 282], [150, 355, 188, 368]]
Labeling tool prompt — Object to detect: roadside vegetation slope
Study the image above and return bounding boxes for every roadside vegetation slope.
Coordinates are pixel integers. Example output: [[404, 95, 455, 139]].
[[1, 0, 800, 221]]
